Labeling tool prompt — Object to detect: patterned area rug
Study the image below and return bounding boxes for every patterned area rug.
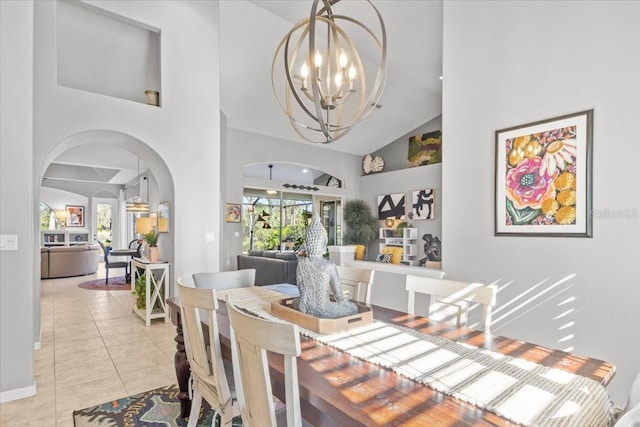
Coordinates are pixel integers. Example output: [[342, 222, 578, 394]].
[[78, 276, 130, 291], [73, 384, 242, 426]]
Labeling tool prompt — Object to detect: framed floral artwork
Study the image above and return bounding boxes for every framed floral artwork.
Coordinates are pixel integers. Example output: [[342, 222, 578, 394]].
[[495, 110, 593, 237], [65, 205, 84, 227], [226, 203, 241, 223]]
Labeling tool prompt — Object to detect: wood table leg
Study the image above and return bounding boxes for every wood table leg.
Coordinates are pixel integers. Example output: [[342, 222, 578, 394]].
[[172, 316, 192, 418]]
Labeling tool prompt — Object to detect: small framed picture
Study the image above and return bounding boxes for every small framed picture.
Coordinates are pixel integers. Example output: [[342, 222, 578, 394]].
[[157, 202, 169, 233], [65, 205, 84, 227], [412, 189, 435, 220], [226, 203, 241, 223], [495, 110, 593, 237]]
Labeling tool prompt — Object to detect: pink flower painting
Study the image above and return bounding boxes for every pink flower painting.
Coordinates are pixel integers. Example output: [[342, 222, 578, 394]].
[[504, 125, 578, 226]]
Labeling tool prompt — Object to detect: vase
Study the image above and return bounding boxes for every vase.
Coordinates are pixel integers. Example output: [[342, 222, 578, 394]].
[[145, 90, 159, 106], [148, 246, 159, 263]]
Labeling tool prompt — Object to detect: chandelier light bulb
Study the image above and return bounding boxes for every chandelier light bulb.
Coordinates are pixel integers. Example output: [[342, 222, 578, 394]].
[[314, 49, 323, 68], [300, 61, 309, 79], [335, 72, 343, 89], [348, 63, 357, 81], [339, 49, 348, 68]]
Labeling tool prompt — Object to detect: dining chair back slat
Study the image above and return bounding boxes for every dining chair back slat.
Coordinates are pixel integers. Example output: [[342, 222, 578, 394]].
[[336, 265, 375, 304], [128, 238, 142, 257], [177, 278, 236, 427], [193, 269, 256, 290], [226, 295, 303, 427], [405, 275, 497, 333]]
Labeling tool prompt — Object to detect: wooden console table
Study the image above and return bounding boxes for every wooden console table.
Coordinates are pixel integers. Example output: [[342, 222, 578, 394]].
[[131, 258, 170, 326]]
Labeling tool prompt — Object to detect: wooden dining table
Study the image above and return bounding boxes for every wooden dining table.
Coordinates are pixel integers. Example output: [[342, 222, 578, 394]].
[[166, 294, 616, 426]]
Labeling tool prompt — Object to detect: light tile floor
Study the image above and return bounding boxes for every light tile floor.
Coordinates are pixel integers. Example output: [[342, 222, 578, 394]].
[[0, 264, 178, 426]]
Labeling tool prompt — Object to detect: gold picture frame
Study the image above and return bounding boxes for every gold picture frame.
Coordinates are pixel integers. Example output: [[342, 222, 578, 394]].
[[157, 202, 169, 233], [226, 203, 241, 223]]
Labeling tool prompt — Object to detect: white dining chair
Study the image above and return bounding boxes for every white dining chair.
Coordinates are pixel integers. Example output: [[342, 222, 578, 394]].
[[226, 295, 308, 427], [192, 269, 256, 290], [405, 274, 497, 333], [615, 371, 640, 426], [177, 278, 238, 427], [336, 265, 375, 304]]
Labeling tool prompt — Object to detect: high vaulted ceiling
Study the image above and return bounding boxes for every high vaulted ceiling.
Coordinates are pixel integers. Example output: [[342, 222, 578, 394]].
[[220, 0, 443, 156], [43, 1, 443, 186]]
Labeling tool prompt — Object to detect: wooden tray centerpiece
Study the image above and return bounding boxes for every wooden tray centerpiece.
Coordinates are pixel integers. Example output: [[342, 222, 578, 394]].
[[271, 298, 373, 334]]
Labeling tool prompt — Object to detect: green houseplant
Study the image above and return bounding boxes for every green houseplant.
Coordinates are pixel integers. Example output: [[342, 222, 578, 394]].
[[343, 199, 378, 260], [144, 229, 159, 262], [133, 273, 146, 309]]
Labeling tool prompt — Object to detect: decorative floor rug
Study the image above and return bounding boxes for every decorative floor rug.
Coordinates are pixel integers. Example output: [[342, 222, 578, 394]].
[[78, 276, 130, 291], [73, 384, 242, 426]]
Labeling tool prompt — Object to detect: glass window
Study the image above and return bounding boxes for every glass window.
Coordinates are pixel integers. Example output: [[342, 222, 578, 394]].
[[39, 202, 57, 230], [242, 189, 313, 252], [242, 188, 343, 252]]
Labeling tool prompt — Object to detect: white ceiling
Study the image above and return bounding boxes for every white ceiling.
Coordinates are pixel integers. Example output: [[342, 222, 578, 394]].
[[44, 1, 443, 185]]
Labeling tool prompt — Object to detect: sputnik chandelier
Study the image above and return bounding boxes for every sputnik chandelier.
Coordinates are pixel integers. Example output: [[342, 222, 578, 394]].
[[272, 0, 387, 144]]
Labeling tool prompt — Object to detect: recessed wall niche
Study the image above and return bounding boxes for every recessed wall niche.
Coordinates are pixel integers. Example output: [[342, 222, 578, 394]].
[[56, 0, 161, 106]]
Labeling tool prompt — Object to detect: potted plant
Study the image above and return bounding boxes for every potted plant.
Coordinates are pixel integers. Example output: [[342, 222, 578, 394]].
[[343, 199, 378, 260], [133, 273, 146, 309], [144, 229, 159, 262], [395, 220, 413, 237]]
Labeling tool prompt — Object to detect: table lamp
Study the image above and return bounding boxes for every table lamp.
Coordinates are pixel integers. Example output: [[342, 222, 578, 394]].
[[135, 217, 155, 235], [55, 210, 71, 228]]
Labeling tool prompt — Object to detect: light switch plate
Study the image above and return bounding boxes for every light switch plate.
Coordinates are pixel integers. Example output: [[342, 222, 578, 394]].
[[0, 234, 18, 251]]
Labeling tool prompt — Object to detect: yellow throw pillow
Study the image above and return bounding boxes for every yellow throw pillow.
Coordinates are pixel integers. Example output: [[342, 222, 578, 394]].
[[352, 245, 366, 260], [381, 246, 403, 264]]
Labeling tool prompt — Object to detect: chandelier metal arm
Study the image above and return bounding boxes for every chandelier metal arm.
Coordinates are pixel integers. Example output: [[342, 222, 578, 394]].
[[272, 0, 387, 143], [279, 21, 322, 125], [308, 5, 330, 139]]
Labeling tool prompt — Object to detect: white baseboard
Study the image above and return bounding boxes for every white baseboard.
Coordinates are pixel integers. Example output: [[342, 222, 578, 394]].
[[0, 381, 36, 403]]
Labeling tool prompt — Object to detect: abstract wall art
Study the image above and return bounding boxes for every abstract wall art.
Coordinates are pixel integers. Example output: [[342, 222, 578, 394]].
[[408, 130, 442, 167], [412, 189, 435, 220], [377, 193, 405, 220]]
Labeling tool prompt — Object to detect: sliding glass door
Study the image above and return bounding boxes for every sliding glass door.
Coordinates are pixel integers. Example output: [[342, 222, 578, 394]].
[[242, 189, 341, 252]]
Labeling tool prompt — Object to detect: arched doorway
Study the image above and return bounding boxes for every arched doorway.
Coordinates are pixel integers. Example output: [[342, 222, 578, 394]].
[[35, 129, 175, 345]]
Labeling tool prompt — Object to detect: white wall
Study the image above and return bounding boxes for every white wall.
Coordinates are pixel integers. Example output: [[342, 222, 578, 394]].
[[33, 0, 221, 284], [40, 188, 88, 214], [442, 1, 640, 404], [1, 0, 222, 399], [0, 0, 35, 401]]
